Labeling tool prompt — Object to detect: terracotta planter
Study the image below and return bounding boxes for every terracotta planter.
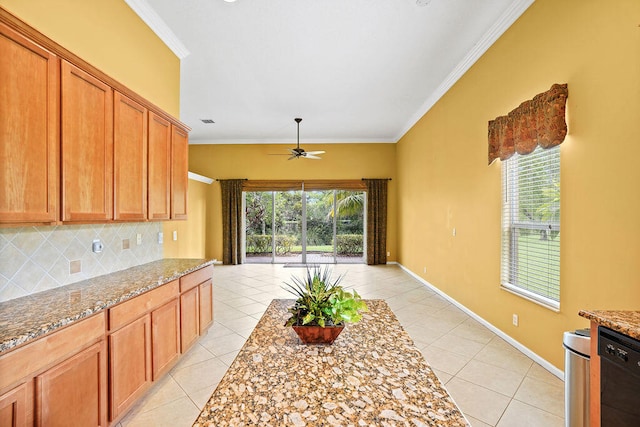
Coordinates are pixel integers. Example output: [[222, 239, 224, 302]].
[[291, 324, 344, 344]]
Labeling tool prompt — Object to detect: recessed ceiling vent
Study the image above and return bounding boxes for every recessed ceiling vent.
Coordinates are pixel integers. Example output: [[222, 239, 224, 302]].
[[201, 119, 215, 124]]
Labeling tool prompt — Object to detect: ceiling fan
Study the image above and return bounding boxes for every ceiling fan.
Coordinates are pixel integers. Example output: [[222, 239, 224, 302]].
[[286, 118, 325, 160]]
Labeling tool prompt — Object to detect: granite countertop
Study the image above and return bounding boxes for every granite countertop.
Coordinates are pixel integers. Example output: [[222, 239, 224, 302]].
[[578, 310, 640, 341], [194, 299, 469, 427], [0, 258, 214, 354]]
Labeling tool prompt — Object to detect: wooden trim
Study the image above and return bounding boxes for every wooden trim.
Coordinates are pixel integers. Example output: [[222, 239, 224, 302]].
[[0, 6, 189, 131], [242, 179, 366, 192], [589, 321, 601, 427]]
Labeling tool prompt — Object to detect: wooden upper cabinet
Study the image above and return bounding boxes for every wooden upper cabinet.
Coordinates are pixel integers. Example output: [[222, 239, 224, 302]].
[[114, 92, 147, 221], [61, 60, 114, 222], [148, 112, 172, 220], [171, 125, 189, 220], [0, 22, 59, 224]]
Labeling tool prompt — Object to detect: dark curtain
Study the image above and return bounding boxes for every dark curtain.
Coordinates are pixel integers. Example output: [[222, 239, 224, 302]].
[[364, 179, 388, 265], [488, 83, 568, 165], [220, 179, 244, 265]]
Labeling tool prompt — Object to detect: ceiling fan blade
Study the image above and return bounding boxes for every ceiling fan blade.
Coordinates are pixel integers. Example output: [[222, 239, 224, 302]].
[[305, 150, 325, 155], [288, 154, 299, 160], [303, 154, 322, 159]]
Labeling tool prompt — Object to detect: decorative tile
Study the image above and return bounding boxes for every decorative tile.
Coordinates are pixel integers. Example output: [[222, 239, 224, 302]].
[[12, 260, 47, 293], [10, 228, 44, 254], [31, 241, 62, 272], [0, 244, 28, 279]]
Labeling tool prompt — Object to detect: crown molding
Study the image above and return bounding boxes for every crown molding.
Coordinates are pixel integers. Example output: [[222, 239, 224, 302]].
[[188, 138, 396, 145], [394, 0, 535, 142], [125, 0, 190, 59]]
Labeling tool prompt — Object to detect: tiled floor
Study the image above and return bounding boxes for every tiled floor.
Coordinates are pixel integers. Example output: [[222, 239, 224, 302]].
[[118, 264, 565, 426]]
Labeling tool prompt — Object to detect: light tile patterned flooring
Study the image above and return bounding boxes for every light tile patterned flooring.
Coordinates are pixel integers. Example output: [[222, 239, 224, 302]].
[[118, 264, 565, 427]]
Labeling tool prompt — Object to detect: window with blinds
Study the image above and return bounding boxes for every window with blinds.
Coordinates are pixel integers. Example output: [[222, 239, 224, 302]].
[[501, 145, 560, 309]]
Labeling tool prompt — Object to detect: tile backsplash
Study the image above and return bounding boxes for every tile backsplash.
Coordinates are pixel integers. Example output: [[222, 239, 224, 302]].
[[0, 222, 163, 303]]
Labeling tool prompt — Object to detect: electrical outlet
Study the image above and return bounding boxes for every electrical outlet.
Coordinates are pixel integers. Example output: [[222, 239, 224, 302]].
[[172, 230, 178, 241], [92, 239, 104, 253], [452, 227, 456, 237], [136, 233, 142, 245], [158, 232, 164, 244], [512, 314, 519, 326], [423, 266, 427, 273]]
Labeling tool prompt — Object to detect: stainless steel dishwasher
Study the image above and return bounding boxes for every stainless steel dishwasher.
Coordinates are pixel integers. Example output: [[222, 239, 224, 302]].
[[563, 328, 590, 427]]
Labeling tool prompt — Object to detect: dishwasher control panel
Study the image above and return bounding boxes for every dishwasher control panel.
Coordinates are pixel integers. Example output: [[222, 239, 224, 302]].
[[598, 326, 640, 374]]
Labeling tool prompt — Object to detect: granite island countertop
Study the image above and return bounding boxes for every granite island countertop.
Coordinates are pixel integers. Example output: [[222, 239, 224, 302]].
[[578, 310, 640, 341], [194, 299, 469, 427], [0, 258, 214, 354]]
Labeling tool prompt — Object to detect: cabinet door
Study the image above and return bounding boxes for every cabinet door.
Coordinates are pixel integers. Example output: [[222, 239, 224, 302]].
[[180, 286, 199, 353], [109, 316, 151, 420], [148, 112, 172, 220], [35, 341, 107, 427], [0, 23, 59, 224], [199, 279, 214, 334], [151, 299, 180, 380], [61, 60, 113, 221], [171, 125, 189, 220], [0, 383, 28, 426], [114, 92, 147, 221]]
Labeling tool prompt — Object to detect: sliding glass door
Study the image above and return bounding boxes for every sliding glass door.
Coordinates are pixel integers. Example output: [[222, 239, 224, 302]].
[[244, 189, 364, 264]]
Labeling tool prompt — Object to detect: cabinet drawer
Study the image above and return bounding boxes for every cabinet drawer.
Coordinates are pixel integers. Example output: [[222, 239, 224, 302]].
[[0, 313, 105, 392], [109, 281, 178, 331], [180, 265, 213, 293]]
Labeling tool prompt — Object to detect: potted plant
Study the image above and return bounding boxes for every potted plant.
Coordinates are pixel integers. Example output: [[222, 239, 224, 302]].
[[283, 266, 368, 344]]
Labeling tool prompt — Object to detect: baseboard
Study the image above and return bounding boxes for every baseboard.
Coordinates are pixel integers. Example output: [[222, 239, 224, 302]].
[[396, 263, 564, 380]]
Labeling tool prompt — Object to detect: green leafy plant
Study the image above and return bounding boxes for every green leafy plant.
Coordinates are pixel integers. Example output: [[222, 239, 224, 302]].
[[283, 266, 368, 327]]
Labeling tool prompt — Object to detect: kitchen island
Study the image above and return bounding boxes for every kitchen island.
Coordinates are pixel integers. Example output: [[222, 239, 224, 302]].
[[194, 299, 469, 427]]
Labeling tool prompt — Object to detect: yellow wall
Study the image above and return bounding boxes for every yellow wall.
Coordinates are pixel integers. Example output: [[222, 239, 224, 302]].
[[0, 0, 180, 116], [188, 143, 397, 262], [163, 179, 211, 259], [397, 0, 640, 368]]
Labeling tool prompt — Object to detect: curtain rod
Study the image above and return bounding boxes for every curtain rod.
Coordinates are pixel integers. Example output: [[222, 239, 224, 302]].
[[213, 178, 248, 181], [361, 178, 392, 181]]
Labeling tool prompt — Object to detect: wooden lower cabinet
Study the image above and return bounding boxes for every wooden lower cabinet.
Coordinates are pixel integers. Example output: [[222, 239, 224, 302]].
[[0, 383, 29, 426], [199, 279, 214, 334], [35, 341, 107, 427], [151, 299, 181, 380], [0, 266, 213, 426], [180, 286, 200, 353], [109, 315, 151, 421]]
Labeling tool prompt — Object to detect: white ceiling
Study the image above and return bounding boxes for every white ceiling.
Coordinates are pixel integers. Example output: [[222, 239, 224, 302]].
[[131, 0, 533, 145]]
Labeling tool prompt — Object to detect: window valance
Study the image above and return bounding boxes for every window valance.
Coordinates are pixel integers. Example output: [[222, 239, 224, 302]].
[[488, 83, 568, 165]]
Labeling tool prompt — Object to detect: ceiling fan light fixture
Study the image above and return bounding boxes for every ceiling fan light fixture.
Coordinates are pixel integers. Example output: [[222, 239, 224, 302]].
[[287, 117, 324, 160]]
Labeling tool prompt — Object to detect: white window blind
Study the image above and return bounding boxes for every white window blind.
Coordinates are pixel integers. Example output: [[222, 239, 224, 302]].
[[501, 145, 560, 309]]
